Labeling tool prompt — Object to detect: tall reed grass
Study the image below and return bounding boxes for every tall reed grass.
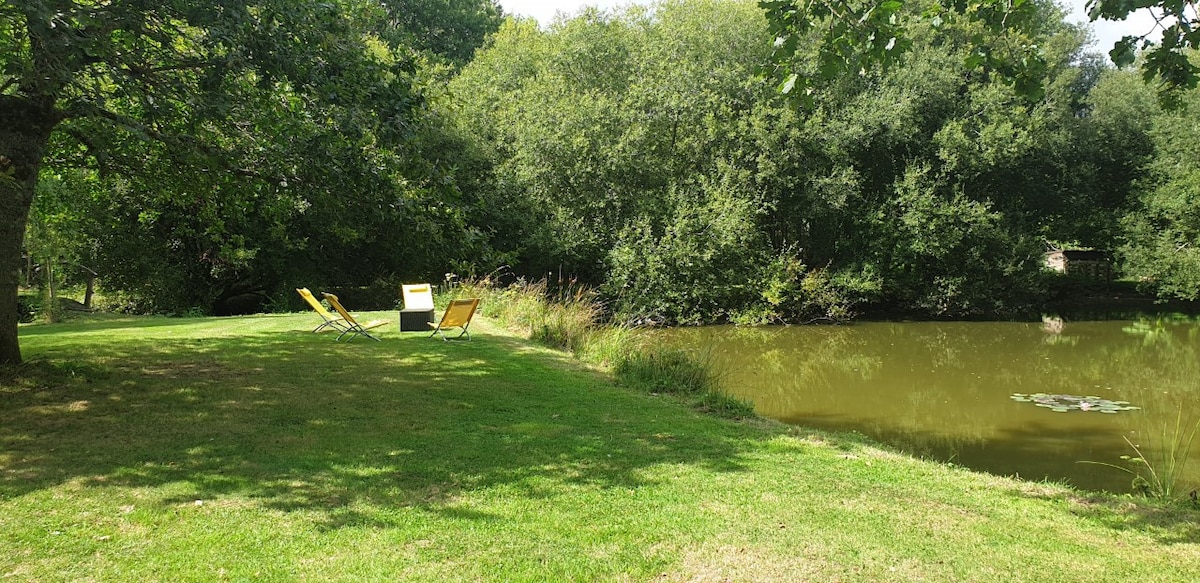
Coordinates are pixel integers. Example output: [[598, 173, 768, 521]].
[[448, 275, 754, 418], [1082, 408, 1200, 502]]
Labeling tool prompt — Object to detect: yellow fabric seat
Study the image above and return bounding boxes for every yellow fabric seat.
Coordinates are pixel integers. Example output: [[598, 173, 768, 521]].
[[322, 292, 387, 342], [429, 298, 480, 341], [296, 287, 347, 333]]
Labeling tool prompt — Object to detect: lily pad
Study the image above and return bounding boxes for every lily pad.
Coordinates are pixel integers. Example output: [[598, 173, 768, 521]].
[[1010, 392, 1140, 413]]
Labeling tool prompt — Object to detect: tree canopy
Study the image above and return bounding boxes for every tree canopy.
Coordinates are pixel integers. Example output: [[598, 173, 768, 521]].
[[1, 0, 503, 364], [760, 0, 1200, 106], [448, 0, 1136, 323]]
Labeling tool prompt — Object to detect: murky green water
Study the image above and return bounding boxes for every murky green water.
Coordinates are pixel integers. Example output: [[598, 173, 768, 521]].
[[658, 317, 1200, 493]]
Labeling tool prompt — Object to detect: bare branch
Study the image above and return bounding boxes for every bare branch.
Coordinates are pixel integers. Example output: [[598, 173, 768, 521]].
[[120, 59, 219, 77]]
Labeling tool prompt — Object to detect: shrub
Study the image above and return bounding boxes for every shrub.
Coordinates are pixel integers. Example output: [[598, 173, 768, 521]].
[[612, 347, 717, 396], [17, 295, 38, 323], [740, 252, 881, 324]]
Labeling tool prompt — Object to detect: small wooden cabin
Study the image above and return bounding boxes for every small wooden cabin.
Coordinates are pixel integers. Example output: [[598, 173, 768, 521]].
[[1044, 249, 1113, 281]]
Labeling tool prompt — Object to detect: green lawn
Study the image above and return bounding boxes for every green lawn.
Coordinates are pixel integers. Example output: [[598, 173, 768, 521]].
[[3, 313, 1198, 581]]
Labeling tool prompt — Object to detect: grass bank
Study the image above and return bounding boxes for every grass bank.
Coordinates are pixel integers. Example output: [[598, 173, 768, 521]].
[[2, 311, 1199, 581], [448, 278, 753, 419]]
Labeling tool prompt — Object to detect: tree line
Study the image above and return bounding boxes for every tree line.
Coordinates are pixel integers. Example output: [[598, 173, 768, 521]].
[[6, 0, 1200, 364]]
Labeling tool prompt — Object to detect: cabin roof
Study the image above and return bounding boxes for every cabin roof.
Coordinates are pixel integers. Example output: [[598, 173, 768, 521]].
[[1045, 249, 1111, 261]]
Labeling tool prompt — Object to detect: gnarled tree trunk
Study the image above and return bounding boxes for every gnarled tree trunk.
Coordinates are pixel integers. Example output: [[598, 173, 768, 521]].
[[0, 95, 60, 365]]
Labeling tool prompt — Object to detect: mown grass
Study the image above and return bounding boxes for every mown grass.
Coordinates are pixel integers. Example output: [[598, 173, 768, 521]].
[[2, 311, 1199, 582]]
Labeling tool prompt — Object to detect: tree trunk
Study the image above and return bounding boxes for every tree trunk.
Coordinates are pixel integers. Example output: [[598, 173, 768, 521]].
[[84, 269, 95, 309], [0, 95, 60, 365]]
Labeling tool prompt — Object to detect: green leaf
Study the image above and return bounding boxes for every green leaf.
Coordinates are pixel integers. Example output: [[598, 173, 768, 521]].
[[780, 73, 799, 94], [1110, 36, 1138, 68]]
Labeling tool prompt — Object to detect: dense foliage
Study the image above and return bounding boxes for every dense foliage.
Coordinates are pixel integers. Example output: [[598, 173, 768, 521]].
[[10, 0, 1200, 357], [7, 1, 507, 318], [1118, 78, 1200, 300], [447, 0, 1158, 324], [760, 0, 1200, 107]]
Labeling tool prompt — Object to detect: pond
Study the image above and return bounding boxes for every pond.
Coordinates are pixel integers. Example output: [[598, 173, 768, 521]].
[[657, 317, 1200, 494]]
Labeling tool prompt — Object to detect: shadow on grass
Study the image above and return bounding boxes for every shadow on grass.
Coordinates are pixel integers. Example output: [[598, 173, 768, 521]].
[[15, 313, 289, 335], [1, 326, 756, 531], [1036, 491, 1200, 545]]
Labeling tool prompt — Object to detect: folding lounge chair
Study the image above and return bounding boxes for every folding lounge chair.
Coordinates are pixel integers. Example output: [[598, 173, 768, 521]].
[[321, 292, 385, 342], [429, 298, 480, 341], [399, 283, 436, 331], [297, 287, 348, 333]]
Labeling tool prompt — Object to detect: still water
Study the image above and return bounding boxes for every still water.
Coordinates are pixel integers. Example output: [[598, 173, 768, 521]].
[[659, 317, 1200, 493]]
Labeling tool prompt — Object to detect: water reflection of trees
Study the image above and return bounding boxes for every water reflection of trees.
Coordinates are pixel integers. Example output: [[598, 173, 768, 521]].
[[660, 318, 1200, 491], [668, 325, 878, 412], [1099, 319, 1200, 473]]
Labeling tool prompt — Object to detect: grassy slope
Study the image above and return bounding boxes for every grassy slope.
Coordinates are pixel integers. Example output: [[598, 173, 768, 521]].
[[2, 313, 1198, 582]]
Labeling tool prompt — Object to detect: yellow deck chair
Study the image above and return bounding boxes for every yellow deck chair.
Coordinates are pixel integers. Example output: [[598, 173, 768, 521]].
[[429, 298, 480, 341], [297, 287, 347, 333], [321, 292, 387, 342]]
